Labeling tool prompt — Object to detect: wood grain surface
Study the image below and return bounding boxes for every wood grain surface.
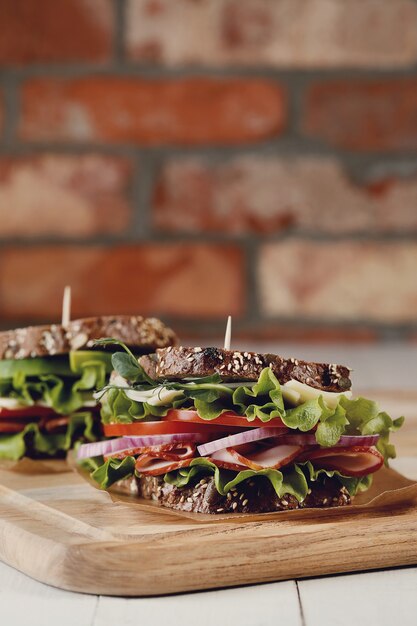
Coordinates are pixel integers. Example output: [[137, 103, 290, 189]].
[[0, 389, 416, 597]]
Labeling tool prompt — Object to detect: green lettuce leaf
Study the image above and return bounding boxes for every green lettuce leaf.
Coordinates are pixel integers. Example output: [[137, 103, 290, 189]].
[[232, 367, 285, 421], [165, 457, 310, 500], [301, 461, 373, 496], [0, 352, 112, 414], [0, 412, 97, 461], [99, 386, 186, 424], [88, 455, 373, 502], [94, 338, 155, 385], [340, 397, 404, 463], [315, 402, 349, 447], [163, 458, 370, 500], [281, 397, 323, 432], [91, 455, 136, 489], [87, 454, 311, 500], [100, 366, 287, 424]]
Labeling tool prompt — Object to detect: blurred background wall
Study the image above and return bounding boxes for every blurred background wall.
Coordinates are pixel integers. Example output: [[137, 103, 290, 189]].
[[0, 0, 417, 341]]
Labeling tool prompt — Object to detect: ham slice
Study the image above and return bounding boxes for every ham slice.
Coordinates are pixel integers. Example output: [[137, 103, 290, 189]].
[[108, 442, 196, 462], [136, 447, 248, 475], [0, 421, 27, 433], [227, 442, 305, 471], [209, 448, 249, 471], [300, 446, 384, 477], [135, 443, 306, 476], [135, 457, 194, 476], [41, 416, 71, 432]]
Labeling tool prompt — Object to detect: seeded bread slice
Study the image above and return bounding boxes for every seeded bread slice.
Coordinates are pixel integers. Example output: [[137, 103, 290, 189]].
[[0, 316, 178, 360], [115, 474, 351, 514], [139, 347, 351, 392]]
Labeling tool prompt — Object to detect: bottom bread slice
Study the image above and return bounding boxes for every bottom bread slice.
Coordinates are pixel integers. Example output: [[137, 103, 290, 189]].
[[114, 474, 351, 514]]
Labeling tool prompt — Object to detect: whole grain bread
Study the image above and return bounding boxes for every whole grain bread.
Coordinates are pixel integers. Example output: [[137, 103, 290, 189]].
[[114, 474, 351, 514], [0, 316, 178, 360], [139, 346, 351, 392]]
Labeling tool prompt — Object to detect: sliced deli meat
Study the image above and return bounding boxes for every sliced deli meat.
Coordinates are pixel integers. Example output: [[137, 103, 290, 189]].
[[300, 446, 384, 477], [78, 432, 206, 460], [228, 442, 305, 471], [112, 442, 196, 462], [209, 447, 249, 471], [0, 421, 27, 433], [41, 416, 71, 432], [136, 448, 250, 476], [135, 457, 194, 475]]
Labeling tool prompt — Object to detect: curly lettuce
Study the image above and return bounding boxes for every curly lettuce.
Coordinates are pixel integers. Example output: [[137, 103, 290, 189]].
[[89, 455, 136, 488], [0, 412, 98, 461], [0, 351, 113, 414], [164, 458, 373, 499], [88, 455, 372, 502]]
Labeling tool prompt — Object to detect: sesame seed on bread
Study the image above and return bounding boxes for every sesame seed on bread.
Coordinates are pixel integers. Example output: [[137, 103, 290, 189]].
[[0, 316, 178, 360], [114, 474, 351, 514], [139, 346, 351, 392]]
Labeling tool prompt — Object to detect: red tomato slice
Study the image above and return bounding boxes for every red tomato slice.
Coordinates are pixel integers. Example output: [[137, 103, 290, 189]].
[[103, 421, 237, 437], [164, 409, 286, 429], [0, 406, 56, 421]]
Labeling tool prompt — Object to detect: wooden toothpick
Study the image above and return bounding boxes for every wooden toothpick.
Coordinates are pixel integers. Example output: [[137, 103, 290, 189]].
[[62, 285, 71, 328], [223, 316, 232, 351]]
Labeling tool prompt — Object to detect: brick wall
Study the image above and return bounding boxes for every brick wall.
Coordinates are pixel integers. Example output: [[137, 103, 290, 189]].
[[1, 0, 417, 341]]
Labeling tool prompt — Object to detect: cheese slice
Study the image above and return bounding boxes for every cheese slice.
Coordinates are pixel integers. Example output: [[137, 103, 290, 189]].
[[124, 386, 184, 407], [0, 398, 97, 410], [0, 398, 27, 410], [281, 379, 352, 409]]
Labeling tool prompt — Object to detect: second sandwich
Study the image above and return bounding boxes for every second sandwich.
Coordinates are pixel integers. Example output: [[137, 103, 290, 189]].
[[0, 316, 177, 460]]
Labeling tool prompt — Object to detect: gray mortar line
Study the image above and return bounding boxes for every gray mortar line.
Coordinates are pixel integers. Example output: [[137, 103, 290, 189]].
[[113, 0, 126, 63]]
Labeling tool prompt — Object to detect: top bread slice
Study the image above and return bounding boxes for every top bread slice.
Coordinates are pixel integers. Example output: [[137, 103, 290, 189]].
[[139, 346, 351, 392], [0, 316, 178, 360]]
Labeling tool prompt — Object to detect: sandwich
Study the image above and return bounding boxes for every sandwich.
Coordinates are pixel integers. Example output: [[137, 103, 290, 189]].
[[0, 316, 177, 461], [78, 344, 404, 514]]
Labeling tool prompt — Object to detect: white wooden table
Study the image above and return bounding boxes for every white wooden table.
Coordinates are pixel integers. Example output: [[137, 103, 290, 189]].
[[1, 342, 417, 626]]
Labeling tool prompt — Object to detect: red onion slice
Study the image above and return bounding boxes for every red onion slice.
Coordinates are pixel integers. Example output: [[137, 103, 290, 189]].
[[277, 434, 379, 447], [197, 427, 289, 457], [197, 430, 379, 457], [337, 434, 379, 446], [77, 432, 206, 460]]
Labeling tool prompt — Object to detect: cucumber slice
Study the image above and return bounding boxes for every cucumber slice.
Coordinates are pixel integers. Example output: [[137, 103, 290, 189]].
[[0, 356, 73, 379], [0, 351, 114, 380], [69, 351, 113, 375]]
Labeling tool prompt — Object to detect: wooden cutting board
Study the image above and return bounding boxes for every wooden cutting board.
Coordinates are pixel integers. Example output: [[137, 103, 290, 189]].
[[0, 389, 416, 597]]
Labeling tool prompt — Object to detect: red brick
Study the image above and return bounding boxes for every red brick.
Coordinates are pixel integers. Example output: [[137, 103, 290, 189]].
[[0, 155, 132, 237], [303, 80, 417, 152], [235, 326, 379, 344], [0, 0, 113, 64], [178, 323, 378, 344], [153, 156, 417, 235], [127, 0, 417, 68], [0, 245, 244, 321], [259, 241, 417, 323], [19, 78, 286, 145]]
